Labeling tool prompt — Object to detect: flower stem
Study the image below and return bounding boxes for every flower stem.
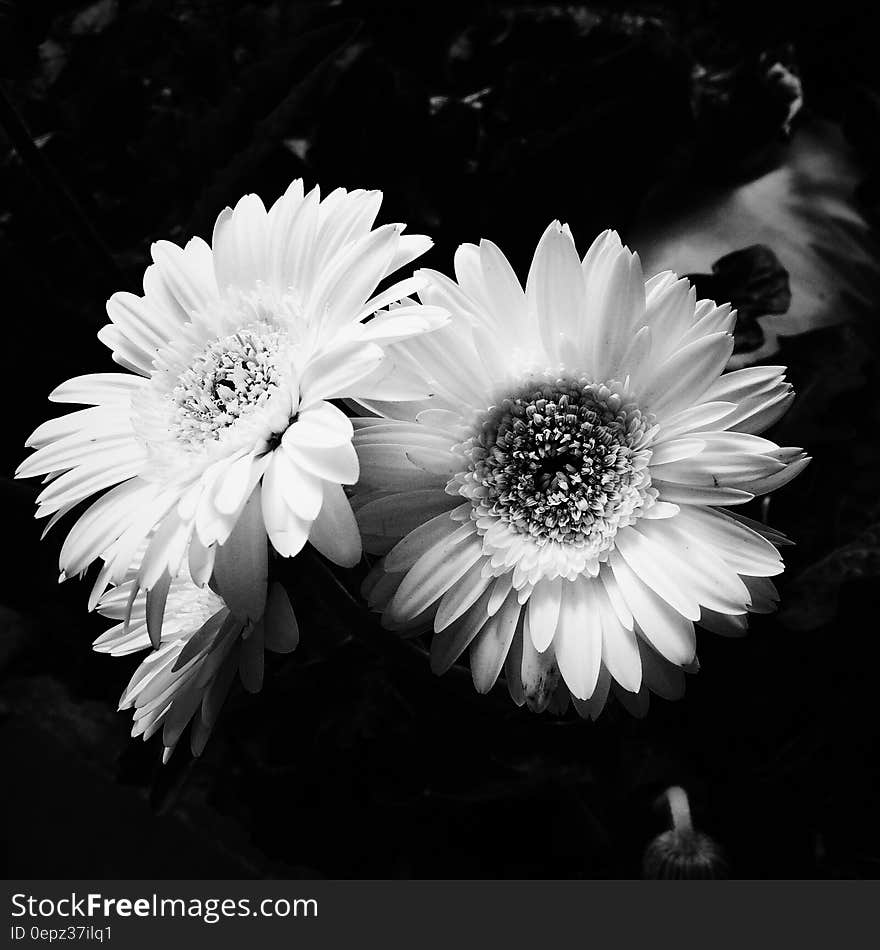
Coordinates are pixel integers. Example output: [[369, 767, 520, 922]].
[[666, 785, 693, 833], [304, 548, 472, 684]]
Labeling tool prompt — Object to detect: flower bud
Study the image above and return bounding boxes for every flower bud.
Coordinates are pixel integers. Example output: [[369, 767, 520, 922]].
[[642, 786, 729, 879]]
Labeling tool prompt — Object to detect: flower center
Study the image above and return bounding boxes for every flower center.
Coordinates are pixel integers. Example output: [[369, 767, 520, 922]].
[[461, 378, 656, 557], [169, 323, 285, 445]]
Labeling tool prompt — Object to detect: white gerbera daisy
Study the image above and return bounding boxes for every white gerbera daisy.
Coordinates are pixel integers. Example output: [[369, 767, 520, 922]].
[[94, 559, 298, 762], [353, 223, 809, 717], [18, 181, 444, 639]]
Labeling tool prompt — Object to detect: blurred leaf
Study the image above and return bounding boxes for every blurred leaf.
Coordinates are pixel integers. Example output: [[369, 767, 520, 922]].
[[686, 244, 792, 354], [631, 119, 880, 367], [70, 0, 117, 36], [689, 44, 803, 176], [780, 523, 880, 630]]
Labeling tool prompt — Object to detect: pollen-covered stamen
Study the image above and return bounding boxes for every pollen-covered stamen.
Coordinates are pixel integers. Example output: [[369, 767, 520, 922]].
[[170, 323, 285, 444], [461, 378, 655, 556]]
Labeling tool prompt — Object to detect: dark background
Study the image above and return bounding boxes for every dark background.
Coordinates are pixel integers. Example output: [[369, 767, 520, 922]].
[[2, 0, 880, 879]]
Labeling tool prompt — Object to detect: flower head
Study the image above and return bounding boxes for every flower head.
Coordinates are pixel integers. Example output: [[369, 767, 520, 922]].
[[18, 181, 444, 638], [95, 556, 298, 761], [353, 223, 808, 716]]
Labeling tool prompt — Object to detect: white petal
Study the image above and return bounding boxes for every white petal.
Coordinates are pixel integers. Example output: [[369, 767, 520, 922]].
[[655, 401, 737, 441], [614, 527, 701, 620], [97, 325, 154, 375], [283, 436, 359, 485], [470, 590, 521, 693], [105, 289, 177, 355], [387, 234, 432, 277], [355, 443, 447, 492], [630, 521, 752, 616], [49, 373, 143, 406], [298, 342, 385, 404], [384, 510, 464, 573], [283, 401, 353, 450], [104, 494, 180, 585], [314, 188, 382, 271], [729, 390, 794, 435], [418, 267, 483, 325], [260, 452, 311, 558], [639, 332, 734, 415], [388, 529, 482, 623], [356, 279, 433, 323], [673, 506, 783, 577], [609, 551, 696, 666], [595, 578, 642, 692], [346, 358, 438, 402], [526, 221, 587, 363], [212, 194, 269, 291], [139, 513, 190, 589], [553, 579, 602, 701], [648, 438, 706, 467], [214, 453, 257, 515], [307, 481, 362, 568], [308, 223, 401, 333], [610, 325, 654, 389], [746, 453, 810, 495], [703, 365, 787, 404], [35, 452, 146, 513], [520, 618, 560, 713], [652, 480, 754, 506], [429, 586, 492, 675], [268, 182, 319, 293], [25, 404, 134, 450], [150, 237, 218, 316], [281, 452, 327, 522], [583, 236, 645, 378], [641, 279, 697, 364], [388, 315, 489, 408], [526, 576, 563, 652], [145, 572, 172, 648], [435, 558, 494, 631], [212, 487, 268, 621], [18, 430, 137, 479], [188, 536, 216, 587], [571, 665, 612, 720], [479, 239, 528, 336]]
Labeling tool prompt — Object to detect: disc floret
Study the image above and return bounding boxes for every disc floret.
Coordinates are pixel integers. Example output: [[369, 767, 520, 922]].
[[169, 323, 287, 446], [457, 376, 657, 579]]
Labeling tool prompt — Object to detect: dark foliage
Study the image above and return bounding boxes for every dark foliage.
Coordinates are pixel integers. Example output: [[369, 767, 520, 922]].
[[2, 0, 880, 879]]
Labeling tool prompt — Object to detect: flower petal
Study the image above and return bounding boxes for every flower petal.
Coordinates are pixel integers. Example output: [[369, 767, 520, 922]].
[[212, 487, 268, 621], [307, 481, 362, 568]]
